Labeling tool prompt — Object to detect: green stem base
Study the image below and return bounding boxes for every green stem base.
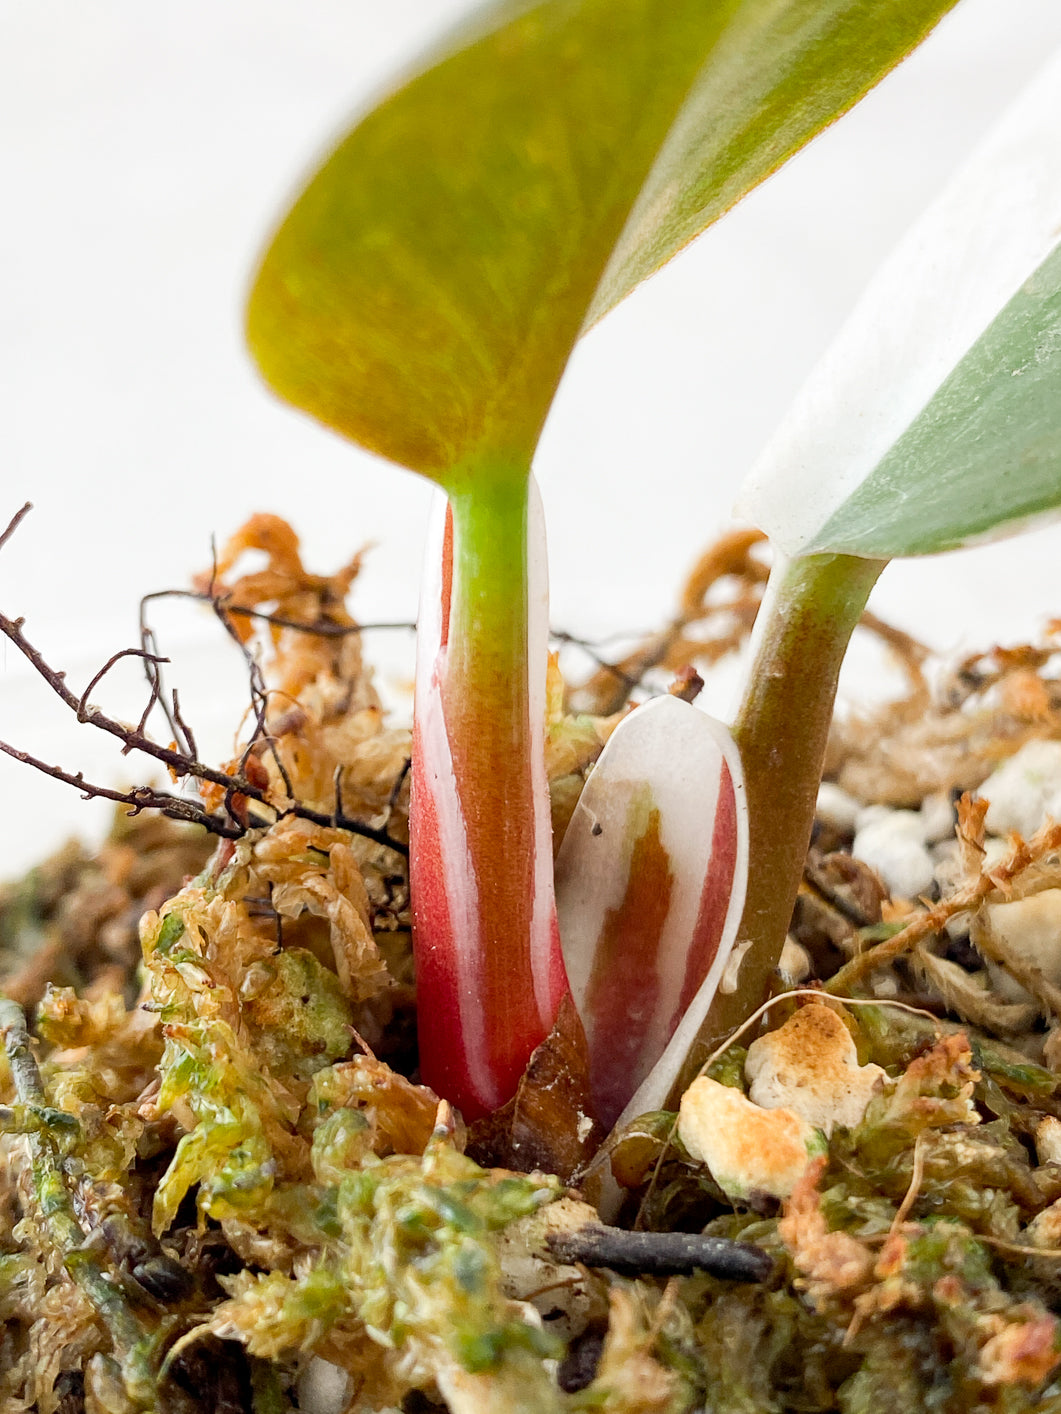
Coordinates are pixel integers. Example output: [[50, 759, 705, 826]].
[[671, 552, 885, 1097]]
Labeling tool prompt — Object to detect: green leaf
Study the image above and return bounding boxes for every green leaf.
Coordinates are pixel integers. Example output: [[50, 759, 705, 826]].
[[587, 0, 960, 325], [809, 242, 1061, 556], [247, 0, 958, 490], [739, 52, 1061, 559], [248, 0, 734, 485]]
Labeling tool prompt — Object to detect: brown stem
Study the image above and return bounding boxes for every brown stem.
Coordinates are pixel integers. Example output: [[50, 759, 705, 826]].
[[672, 552, 885, 1091]]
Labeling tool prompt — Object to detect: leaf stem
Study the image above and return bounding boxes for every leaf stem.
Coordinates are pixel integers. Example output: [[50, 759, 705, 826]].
[[414, 477, 565, 1115], [673, 552, 885, 1090]]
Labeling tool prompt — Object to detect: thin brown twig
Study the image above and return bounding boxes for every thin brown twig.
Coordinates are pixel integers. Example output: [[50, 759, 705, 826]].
[[132, 662, 165, 745], [0, 607, 250, 796], [0, 502, 32, 554], [568, 530, 932, 719], [0, 507, 406, 855], [827, 821, 1061, 996], [550, 629, 643, 689], [388, 755, 412, 811], [141, 586, 414, 637], [891, 1133, 928, 1232], [170, 687, 198, 762], [189, 583, 300, 806], [0, 739, 246, 838], [576, 528, 770, 714], [76, 648, 169, 723], [137, 614, 185, 752]]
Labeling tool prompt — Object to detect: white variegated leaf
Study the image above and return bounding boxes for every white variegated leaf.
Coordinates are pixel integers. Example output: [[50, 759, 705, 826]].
[[738, 48, 1061, 559], [555, 694, 748, 1127]]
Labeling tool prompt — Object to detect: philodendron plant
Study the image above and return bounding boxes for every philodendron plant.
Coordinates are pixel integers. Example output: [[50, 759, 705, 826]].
[[247, 0, 1061, 1136]]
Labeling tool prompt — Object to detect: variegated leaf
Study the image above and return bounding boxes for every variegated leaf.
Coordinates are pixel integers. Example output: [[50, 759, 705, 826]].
[[555, 695, 748, 1126], [738, 50, 1061, 559]]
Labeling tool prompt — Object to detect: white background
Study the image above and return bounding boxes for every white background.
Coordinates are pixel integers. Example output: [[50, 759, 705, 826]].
[[2, 0, 1061, 875]]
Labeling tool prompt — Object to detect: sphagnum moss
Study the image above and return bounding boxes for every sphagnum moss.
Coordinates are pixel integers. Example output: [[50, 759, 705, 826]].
[[5, 522, 1061, 1410]]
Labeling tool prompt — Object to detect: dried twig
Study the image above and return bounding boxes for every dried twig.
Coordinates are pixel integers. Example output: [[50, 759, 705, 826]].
[[0, 500, 32, 552], [0, 505, 407, 855], [828, 819, 1061, 996], [547, 1223, 774, 1282], [574, 529, 769, 714], [169, 687, 198, 764], [569, 528, 932, 717], [891, 1132, 928, 1231], [136, 605, 186, 754], [0, 740, 246, 837], [550, 628, 644, 694], [141, 586, 414, 638]]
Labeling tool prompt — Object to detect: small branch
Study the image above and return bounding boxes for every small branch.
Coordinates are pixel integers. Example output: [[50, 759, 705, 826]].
[[234, 648, 287, 796], [137, 600, 187, 752], [77, 648, 170, 724], [0, 739, 246, 838], [568, 529, 769, 714], [0, 609, 407, 855], [131, 670, 163, 743], [546, 1224, 775, 1282], [170, 577, 301, 811], [388, 755, 412, 811], [141, 586, 414, 637], [0, 506, 405, 852], [170, 688, 198, 762], [550, 629, 643, 692], [0, 502, 33, 552], [829, 820, 1061, 996]]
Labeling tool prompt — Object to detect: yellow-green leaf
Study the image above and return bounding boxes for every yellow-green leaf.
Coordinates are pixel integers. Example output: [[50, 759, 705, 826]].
[[248, 0, 957, 490], [588, 0, 959, 325]]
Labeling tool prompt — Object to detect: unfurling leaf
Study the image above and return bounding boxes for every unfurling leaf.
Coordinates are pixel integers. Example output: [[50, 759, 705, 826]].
[[555, 695, 748, 1127]]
